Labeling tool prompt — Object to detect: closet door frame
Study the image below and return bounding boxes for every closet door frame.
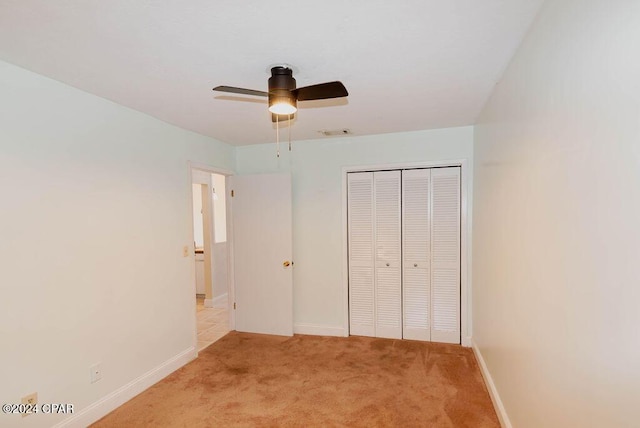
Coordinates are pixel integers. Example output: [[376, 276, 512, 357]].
[[341, 159, 470, 346]]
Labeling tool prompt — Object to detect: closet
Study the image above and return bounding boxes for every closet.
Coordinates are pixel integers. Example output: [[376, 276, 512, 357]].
[[347, 167, 460, 344]]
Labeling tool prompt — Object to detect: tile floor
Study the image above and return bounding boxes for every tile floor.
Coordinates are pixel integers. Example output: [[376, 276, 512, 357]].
[[196, 296, 230, 351]]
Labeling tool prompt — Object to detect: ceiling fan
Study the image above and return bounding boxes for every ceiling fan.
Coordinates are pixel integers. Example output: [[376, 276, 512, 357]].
[[212, 66, 348, 122]]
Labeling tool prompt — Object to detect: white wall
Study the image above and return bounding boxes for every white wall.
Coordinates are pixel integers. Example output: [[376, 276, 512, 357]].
[[211, 174, 228, 301], [0, 60, 234, 427], [192, 183, 204, 248], [212, 173, 227, 243], [236, 127, 473, 334], [473, 1, 640, 427]]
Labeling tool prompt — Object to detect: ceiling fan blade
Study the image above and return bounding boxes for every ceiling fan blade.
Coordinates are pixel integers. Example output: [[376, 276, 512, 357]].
[[271, 113, 295, 123], [212, 86, 268, 97], [294, 81, 348, 101]]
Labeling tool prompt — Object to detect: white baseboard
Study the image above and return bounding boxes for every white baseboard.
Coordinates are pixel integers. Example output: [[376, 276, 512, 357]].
[[461, 336, 472, 347], [211, 293, 228, 308], [54, 347, 197, 428], [294, 323, 347, 337], [472, 340, 512, 428]]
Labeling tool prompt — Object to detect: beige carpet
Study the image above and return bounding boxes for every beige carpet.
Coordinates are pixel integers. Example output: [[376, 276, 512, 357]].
[[93, 332, 499, 427]]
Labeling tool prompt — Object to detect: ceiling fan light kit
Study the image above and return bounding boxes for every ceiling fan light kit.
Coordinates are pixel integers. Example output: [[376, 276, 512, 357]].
[[268, 66, 297, 115], [212, 65, 349, 156]]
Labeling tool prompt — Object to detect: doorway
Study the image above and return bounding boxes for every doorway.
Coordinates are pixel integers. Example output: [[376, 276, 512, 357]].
[[191, 167, 231, 351]]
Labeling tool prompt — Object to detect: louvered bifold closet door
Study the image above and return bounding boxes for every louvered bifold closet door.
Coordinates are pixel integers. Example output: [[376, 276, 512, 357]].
[[402, 169, 431, 341], [430, 167, 461, 344], [373, 170, 402, 339], [348, 172, 375, 337]]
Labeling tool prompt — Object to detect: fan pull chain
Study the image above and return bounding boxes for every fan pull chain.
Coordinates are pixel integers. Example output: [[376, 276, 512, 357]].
[[276, 115, 280, 158], [288, 114, 292, 151]]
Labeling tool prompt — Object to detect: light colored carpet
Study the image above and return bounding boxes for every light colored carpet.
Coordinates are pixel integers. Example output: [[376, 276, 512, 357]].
[[93, 332, 499, 427]]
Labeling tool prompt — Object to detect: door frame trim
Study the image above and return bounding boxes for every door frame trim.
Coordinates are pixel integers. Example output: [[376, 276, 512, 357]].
[[341, 159, 471, 345]]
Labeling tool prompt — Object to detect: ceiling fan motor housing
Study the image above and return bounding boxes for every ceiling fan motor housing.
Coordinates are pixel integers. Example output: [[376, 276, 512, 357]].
[[268, 66, 297, 112]]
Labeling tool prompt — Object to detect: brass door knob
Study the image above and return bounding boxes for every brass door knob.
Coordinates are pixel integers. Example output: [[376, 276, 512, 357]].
[[283, 261, 291, 268]]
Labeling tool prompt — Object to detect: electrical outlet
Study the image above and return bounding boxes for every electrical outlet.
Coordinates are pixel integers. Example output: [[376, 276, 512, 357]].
[[21, 392, 37, 418], [182, 245, 189, 257], [90, 363, 102, 383]]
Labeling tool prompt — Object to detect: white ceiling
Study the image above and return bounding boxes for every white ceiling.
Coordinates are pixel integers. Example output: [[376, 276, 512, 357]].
[[0, 0, 543, 145]]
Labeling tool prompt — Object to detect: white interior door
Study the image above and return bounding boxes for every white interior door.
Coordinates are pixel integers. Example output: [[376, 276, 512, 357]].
[[229, 173, 293, 336], [402, 169, 431, 341], [373, 171, 402, 339], [430, 167, 460, 344], [347, 171, 401, 339], [347, 172, 375, 337]]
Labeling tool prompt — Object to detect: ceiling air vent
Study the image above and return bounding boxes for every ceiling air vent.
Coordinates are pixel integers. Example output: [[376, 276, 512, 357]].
[[318, 129, 351, 137]]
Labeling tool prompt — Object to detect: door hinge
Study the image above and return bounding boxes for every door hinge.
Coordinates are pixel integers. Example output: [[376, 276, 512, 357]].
[[231, 190, 235, 197], [233, 302, 236, 310]]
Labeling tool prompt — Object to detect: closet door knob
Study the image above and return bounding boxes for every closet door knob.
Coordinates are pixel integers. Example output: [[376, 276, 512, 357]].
[[386, 263, 390, 267], [414, 263, 418, 267]]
